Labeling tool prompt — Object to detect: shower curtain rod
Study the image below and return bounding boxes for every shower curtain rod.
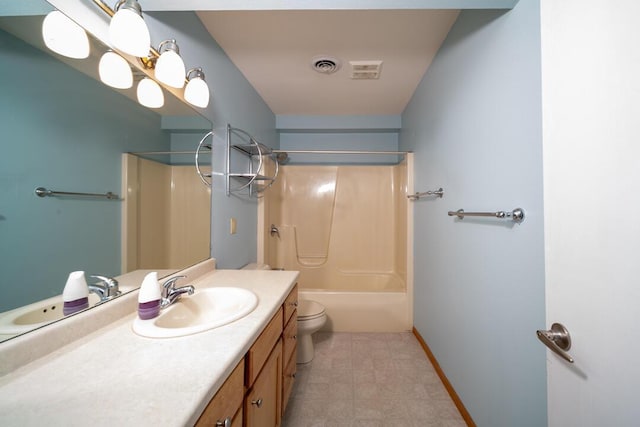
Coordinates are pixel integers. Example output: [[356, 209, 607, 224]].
[[128, 150, 203, 155], [130, 150, 408, 155], [272, 150, 411, 155]]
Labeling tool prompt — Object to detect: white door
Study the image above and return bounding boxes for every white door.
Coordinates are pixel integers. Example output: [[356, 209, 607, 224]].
[[541, 0, 640, 425]]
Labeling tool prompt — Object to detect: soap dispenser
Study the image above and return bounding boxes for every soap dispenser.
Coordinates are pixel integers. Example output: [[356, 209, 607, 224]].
[[138, 272, 161, 320], [62, 271, 89, 316]]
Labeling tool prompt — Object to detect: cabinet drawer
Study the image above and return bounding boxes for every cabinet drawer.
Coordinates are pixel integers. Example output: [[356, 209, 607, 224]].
[[282, 314, 297, 367], [195, 360, 245, 427], [246, 308, 283, 387], [282, 350, 297, 415], [283, 284, 298, 325]]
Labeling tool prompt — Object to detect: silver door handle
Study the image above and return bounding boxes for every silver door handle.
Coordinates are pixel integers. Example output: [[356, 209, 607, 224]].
[[536, 323, 574, 363]]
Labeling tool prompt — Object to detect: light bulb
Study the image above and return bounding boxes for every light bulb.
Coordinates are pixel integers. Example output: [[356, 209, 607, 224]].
[[137, 78, 164, 108], [42, 10, 90, 59], [155, 40, 186, 89], [109, 0, 150, 57], [99, 51, 133, 89], [185, 68, 210, 108]]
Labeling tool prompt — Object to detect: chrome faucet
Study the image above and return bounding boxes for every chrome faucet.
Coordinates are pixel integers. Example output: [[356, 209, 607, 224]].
[[161, 275, 195, 308], [88, 275, 121, 302]]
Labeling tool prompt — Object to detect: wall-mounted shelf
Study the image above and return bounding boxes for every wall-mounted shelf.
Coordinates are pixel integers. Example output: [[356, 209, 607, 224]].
[[226, 124, 279, 197]]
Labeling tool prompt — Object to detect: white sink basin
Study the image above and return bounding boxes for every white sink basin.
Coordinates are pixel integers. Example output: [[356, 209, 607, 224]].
[[0, 293, 101, 335], [132, 287, 258, 338]]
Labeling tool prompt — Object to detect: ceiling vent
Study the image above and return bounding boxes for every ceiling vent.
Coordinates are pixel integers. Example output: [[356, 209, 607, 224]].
[[349, 60, 383, 80], [311, 56, 341, 74]]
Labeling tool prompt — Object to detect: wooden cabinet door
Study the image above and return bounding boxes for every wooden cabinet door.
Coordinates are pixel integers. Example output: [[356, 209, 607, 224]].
[[245, 339, 283, 427], [195, 361, 244, 427]]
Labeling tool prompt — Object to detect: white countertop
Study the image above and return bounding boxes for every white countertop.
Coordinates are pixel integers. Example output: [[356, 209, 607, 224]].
[[0, 267, 298, 426]]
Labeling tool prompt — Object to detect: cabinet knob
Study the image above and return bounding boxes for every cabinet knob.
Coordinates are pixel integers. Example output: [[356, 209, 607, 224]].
[[291, 334, 297, 340], [215, 417, 232, 427], [290, 301, 298, 307], [251, 398, 263, 408], [291, 372, 297, 378]]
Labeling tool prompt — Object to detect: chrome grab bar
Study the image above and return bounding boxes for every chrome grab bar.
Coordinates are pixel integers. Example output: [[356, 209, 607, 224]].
[[35, 187, 119, 200], [447, 208, 525, 223], [407, 188, 444, 200], [536, 323, 574, 363]]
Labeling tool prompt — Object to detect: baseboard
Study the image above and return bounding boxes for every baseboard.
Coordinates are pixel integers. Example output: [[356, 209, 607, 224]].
[[412, 327, 476, 427]]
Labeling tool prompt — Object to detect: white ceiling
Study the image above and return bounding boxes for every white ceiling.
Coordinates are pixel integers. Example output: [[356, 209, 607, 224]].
[[197, 10, 459, 115]]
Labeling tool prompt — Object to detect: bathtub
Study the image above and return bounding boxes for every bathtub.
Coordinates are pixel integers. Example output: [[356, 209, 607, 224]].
[[299, 289, 412, 333], [244, 264, 412, 332], [293, 269, 412, 332], [298, 271, 411, 333]]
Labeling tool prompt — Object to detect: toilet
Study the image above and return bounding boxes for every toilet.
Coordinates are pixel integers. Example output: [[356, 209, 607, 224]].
[[296, 299, 327, 364], [240, 264, 327, 363]]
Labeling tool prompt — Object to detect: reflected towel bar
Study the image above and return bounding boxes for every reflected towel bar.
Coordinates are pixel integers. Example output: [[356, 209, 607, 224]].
[[407, 188, 444, 200], [34, 187, 119, 200], [448, 208, 525, 223]]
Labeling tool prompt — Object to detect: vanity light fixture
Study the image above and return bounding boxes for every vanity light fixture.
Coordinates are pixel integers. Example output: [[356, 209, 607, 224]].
[[109, 0, 150, 57], [184, 68, 210, 108], [155, 40, 186, 89], [99, 51, 133, 89], [42, 10, 90, 59], [137, 77, 164, 108]]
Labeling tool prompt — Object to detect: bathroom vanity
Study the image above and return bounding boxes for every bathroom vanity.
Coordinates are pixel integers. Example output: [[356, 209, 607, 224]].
[[0, 261, 298, 426], [196, 284, 298, 426]]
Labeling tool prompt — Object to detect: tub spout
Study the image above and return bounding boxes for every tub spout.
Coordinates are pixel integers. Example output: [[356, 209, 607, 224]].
[[270, 224, 280, 238]]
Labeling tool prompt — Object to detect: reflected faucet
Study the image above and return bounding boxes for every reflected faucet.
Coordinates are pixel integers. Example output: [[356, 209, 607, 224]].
[[161, 275, 195, 308], [88, 275, 121, 302]]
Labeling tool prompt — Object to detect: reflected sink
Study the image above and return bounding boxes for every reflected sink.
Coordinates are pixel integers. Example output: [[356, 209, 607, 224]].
[[0, 293, 101, 335], [132, 287, 258, 338]]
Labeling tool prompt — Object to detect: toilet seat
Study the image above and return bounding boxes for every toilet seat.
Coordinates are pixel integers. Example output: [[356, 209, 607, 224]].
[[297, 299, 325, 321]]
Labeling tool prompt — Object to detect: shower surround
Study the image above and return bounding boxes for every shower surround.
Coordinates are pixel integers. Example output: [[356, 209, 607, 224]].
[[260, 156, 413, 332]]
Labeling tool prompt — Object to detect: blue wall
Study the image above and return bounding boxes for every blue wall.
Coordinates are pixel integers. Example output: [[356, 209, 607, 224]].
[[399, 1, 546, 426], [146, 12, 277, 269], [0, 29, 170, 311]]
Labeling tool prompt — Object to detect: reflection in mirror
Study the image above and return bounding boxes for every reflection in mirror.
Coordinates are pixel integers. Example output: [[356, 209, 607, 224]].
[[0, 4, 212, 342]]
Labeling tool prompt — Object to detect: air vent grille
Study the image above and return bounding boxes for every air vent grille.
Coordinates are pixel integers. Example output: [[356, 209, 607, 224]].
[[311, 56, 341, 74], [349, 60, 383, 80]]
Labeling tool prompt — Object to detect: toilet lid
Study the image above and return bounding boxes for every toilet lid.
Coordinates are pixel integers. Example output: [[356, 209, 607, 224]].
[[297, 299, 325, 319]]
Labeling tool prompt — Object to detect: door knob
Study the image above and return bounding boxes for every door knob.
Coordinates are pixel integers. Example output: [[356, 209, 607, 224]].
[[536, 322, 574, 363]]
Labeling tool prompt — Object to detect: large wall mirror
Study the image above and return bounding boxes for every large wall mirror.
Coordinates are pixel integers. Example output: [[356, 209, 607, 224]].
[[0, 2, 212, 342]]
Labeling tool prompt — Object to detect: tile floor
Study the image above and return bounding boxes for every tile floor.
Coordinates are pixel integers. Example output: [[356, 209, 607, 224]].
[[281, 332, 467, 427]]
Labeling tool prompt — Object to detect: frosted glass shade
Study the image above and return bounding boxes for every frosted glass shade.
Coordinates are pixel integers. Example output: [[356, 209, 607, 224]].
[[137, 78, 164, 109], [185, 74, 210, 108], [155, 49, 186, 89], [42, 11, 89, 59], [99, 51, 133, 89], [109, 4, 150, 57]]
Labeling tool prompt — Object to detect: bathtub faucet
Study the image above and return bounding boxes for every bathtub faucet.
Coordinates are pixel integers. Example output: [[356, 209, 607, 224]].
[[270, 224, 280, 238]]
